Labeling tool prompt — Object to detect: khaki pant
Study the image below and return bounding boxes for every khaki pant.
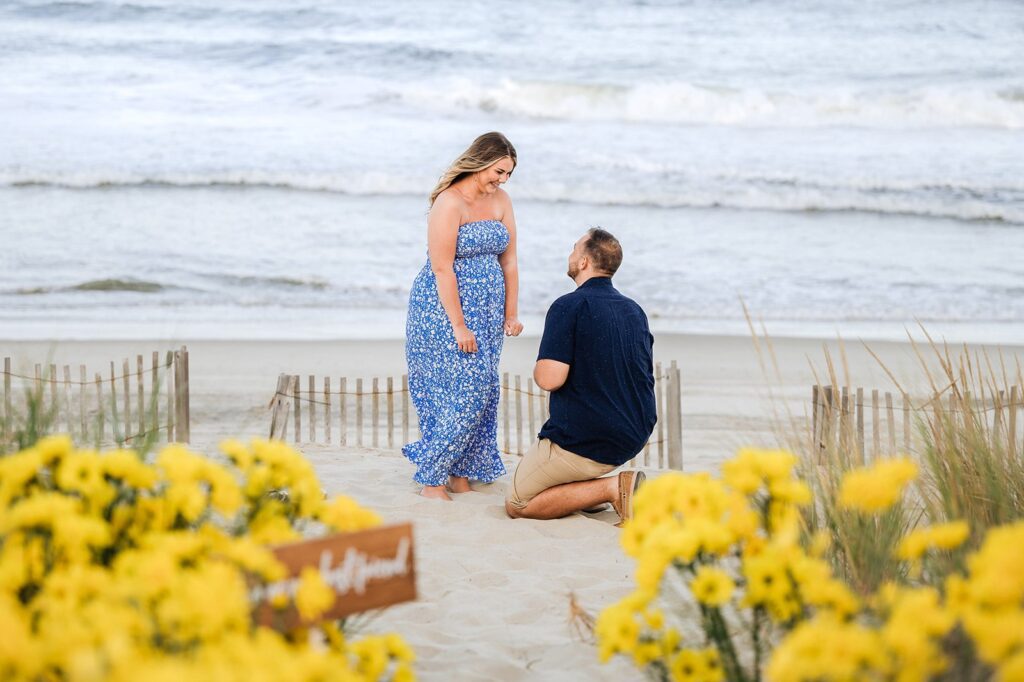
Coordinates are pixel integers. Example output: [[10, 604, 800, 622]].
[[506, 438, 616, 510]]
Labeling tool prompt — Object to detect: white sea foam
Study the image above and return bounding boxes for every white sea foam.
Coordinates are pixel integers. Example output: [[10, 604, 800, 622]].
[[2, 170, 1019, 225], [396, 78, 1024, 129]]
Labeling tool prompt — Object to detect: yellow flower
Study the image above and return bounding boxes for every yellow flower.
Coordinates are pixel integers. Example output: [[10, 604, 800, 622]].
[[102, 449, 158, 489], [742, 550, 793, 610], [722, 453, 762, 495], [670, 648, 722, 682], [690, 566, 735, 606], [384, 632, 416, 662], [596, 598, 643, 662], [963, 609, 1024, 665], [219, 438, 253, 469], [35, 434, 73, 465], [768, 616, 888, 681], [838, 457, 918, 513], [249, 507, 300, 544], [56, 451, 116, 508], [205, 466, 243, 516], [964, 521, 1024, 609], [0, 449, 44, 507], [294, 567, 335, 623], [998, 650, 1024, 682], [351, 635, 389, 679], [317, 495, 382, 533], [756, 449, 799, 483], [896, 521, 970, 561], [767, 478, 812, 506]]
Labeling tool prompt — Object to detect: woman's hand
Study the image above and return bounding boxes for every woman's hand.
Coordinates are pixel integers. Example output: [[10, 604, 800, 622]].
[[504, 317, 524, 337], [453, 322, 478, 353]]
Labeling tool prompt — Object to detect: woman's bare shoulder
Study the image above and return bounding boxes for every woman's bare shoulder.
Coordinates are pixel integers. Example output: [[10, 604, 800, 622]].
[[430, 190, 466, 222], [495, 187, 514, 221]]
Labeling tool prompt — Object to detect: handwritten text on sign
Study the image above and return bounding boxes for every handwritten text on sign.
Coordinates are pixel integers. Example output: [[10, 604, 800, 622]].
[[252, 523, 416, 627]]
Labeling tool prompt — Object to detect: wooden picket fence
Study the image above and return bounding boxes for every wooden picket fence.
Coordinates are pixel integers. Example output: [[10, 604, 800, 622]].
[[1, 347, 191, 448], [269, 361, 683, 469], [811, 383, 1022, 461]]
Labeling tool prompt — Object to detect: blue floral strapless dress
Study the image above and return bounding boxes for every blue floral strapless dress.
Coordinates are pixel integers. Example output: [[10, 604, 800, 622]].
[[402, 220, 509, 486]]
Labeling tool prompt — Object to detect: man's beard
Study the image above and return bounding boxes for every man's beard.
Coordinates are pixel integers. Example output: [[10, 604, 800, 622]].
[[567, 261, 580, 279]]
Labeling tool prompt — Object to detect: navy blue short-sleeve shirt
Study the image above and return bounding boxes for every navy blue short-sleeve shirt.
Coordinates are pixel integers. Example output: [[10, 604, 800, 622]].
[[537, 277, 656, 466]]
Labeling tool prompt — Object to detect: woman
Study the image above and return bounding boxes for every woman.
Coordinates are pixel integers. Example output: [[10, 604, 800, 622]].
[[403, 132, 524, 500]]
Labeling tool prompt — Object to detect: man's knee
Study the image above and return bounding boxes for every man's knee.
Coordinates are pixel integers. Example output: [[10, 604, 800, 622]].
[[504, 499, 522, 518]]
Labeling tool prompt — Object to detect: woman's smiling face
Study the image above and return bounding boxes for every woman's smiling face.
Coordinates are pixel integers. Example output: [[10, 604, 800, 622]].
[[477, 156, 514, 193]]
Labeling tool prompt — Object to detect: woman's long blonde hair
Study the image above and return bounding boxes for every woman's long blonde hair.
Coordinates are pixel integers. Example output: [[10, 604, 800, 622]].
[[429, 132, 517, 206]]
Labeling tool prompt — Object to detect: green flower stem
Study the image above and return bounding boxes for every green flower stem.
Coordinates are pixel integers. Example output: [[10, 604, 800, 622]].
[[752, 607, 763, 682], [702, 605, 748, 682]]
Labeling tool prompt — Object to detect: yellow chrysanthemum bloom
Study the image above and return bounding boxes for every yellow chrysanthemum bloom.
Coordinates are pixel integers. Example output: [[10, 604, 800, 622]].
[[295, 567, 336, 623], [318, 495, 382, 533], [896, 520, 970, 561], [595, 596, 645, 662], [838, 457, 918, 513], [690, 566, 735, 606], [670, 647, 724, 682]]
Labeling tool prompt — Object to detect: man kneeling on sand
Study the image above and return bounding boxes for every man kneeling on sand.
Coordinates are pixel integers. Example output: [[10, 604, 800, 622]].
[[505, 228, 656, 523]]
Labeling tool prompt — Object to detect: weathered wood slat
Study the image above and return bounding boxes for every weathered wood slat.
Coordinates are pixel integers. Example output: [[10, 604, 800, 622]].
[[387, 377, 395, 448], [871, 389, 880, 458], [80, 365, 88, 439], [110, 362, 121, 442], [324, 377, 331, 444], [514, 375, 523, 456], [95, 372, 105, 439], [502, 372, 510, 455], [856, 387, 865, 464], [656, 362, 665, 468], [356, 378, 364, 447], [151, 352, 159, 436], [292, 374, 301, 444], [63, 365, 72, 437], [49, 364, 58, 429], [372, 377, 380, 448], [340, 378, 348, 446], [165, 351, 174, 442], [885, 392, 896, 451], [136, 355, 144, 439], [122, 359, 131, 442], [182, 347, 191, 443], [667, 361, 682, 470], [526, 378, 536, 449], [309, 375, 316, 442]]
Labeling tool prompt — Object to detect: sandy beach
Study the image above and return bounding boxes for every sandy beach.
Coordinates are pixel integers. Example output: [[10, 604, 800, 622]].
[[4, 331, 1020, 680]]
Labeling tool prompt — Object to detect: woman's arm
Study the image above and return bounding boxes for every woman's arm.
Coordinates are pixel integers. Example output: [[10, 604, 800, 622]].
[[428, 194, 477, 353], [497, 191, 523, 336]]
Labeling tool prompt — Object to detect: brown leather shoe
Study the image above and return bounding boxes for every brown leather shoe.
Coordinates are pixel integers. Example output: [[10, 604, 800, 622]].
[[614, 470, 646, 526]]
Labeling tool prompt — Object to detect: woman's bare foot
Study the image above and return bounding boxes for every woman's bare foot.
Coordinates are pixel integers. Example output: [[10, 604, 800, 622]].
[[421, 485, 452, 501], [448, 476, 471, 493]]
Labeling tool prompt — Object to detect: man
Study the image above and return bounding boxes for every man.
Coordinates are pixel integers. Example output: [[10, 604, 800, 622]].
[[505, 228, 656, 523]]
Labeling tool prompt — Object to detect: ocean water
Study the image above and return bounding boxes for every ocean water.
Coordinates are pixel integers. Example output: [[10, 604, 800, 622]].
[[1, 0, 1022, 342]]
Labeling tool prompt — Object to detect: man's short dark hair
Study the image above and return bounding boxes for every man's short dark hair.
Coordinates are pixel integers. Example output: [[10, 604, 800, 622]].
[[583, 228, 623, 276]]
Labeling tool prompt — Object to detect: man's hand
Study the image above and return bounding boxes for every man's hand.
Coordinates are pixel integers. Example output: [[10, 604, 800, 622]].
[[504, 317, 524, 336], [534, 359, 570, 391]]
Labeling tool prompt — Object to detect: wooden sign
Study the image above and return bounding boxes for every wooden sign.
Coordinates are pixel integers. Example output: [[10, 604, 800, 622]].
[[252, 523, 416, 628]]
